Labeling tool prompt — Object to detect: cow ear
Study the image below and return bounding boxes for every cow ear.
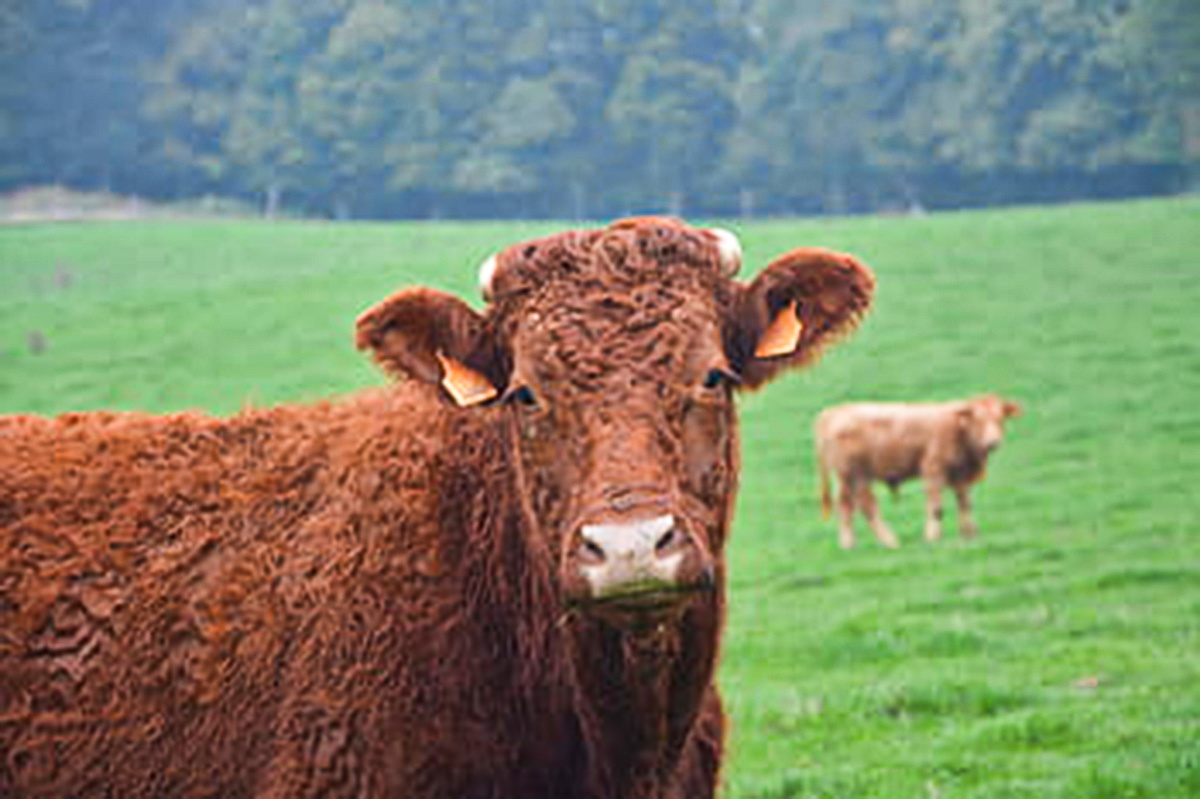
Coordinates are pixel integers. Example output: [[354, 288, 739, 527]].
[[1002, 400, 1023, 419], [727, 248, 875, 389], [355, 288, 504, 407]]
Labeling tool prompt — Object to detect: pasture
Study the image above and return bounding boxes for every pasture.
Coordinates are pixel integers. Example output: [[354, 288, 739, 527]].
[[2, 198, 1198, 797]]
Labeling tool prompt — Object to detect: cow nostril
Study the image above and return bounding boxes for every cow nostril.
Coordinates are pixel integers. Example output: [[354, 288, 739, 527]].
[[579, 537, 606, 565], [655, 527, 681, 555]]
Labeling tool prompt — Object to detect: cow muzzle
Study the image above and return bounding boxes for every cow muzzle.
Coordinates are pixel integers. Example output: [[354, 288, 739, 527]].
[[564, 513, 714, 618]]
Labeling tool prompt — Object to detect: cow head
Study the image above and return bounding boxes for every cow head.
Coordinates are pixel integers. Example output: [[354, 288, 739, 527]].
[[356, 218, 874, 629], [959, 394, 1023, 453]]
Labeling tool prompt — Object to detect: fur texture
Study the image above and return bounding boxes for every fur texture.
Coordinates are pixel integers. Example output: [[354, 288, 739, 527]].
[[1, 217, 875, 798]]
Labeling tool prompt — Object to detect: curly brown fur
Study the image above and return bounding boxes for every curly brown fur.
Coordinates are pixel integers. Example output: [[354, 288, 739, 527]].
[[1, 217, 874, 798]]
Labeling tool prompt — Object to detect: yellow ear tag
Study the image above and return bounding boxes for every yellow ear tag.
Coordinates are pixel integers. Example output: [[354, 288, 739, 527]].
[[754, 301, 804, 358], [435, 351, 498, 407]]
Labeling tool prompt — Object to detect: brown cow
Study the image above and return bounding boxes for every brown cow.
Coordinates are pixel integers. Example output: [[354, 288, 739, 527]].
[[0, 217, 874, 798], [815, 395, 1022, 549]]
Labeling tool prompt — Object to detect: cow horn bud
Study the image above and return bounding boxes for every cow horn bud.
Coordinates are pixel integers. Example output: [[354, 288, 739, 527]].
[[479, 254, 499, 301], [709, 228, 742, 276]]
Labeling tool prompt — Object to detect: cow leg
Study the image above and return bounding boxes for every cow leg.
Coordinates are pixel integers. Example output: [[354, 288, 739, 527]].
[[953, 484, 978, 539], [836, 479, 857, 549], [923, 478, 944, 543], [855, 482, 899, 549]]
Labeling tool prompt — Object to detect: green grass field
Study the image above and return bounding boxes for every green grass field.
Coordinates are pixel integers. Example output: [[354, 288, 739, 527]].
[[2, 199, 1198, 797]]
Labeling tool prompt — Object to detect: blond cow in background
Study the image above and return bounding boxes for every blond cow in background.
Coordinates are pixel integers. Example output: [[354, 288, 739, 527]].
[[815, 395, 1022, 548]]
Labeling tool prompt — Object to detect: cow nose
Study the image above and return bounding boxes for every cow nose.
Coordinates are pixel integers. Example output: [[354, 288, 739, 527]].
[[575, 514, 697, 602]]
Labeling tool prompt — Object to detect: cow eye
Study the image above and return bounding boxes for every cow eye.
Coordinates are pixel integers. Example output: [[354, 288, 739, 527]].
[[702, 368, 739, 390], [504, 384, 540, 409]]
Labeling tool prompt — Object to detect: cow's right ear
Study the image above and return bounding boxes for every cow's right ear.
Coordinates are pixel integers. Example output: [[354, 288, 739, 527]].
[[726, 248, 875, 389], [355, 288, 505, 407]]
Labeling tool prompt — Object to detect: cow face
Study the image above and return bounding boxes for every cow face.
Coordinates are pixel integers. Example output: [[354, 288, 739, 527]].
[[356, 218, 874, 629], [960, 394, 1023, 453]]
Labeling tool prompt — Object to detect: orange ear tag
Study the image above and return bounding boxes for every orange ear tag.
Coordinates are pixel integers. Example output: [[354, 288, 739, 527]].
[[754, 301, 804, 358], [435, 351, 498, 407]]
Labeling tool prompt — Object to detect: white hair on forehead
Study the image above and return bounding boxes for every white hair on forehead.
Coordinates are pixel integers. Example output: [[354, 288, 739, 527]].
[[707, 228, 742, 277]]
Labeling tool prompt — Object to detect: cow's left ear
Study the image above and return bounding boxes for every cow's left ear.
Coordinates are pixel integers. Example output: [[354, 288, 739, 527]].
[[1002, 399, 1023, 419], [355, 288, 506, 407], [726, 248, 875, 389]]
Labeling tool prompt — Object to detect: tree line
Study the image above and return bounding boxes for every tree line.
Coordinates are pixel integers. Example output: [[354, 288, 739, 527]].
[[2, 0, 1197, 219]]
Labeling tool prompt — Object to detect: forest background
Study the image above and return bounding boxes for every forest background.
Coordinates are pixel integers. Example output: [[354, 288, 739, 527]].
[[2, 0, 1198, 220]]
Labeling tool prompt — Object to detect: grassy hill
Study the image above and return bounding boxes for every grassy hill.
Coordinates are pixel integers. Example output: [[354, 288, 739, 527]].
[[2, 199, 1198, 797]]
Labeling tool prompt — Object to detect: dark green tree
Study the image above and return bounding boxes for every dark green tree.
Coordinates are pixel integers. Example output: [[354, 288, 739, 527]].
[[5, 0, 1196, 215], [602, 0, 749, 214]]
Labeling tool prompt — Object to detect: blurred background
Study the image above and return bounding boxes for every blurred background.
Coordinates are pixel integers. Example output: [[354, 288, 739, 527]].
[[1, 0, 1198, 221], [4, 4, 1200, 796]]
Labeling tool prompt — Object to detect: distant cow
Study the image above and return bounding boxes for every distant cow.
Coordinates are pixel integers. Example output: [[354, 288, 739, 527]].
[[815, 395, 1022, 548], [0, 217, 874, 798]]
